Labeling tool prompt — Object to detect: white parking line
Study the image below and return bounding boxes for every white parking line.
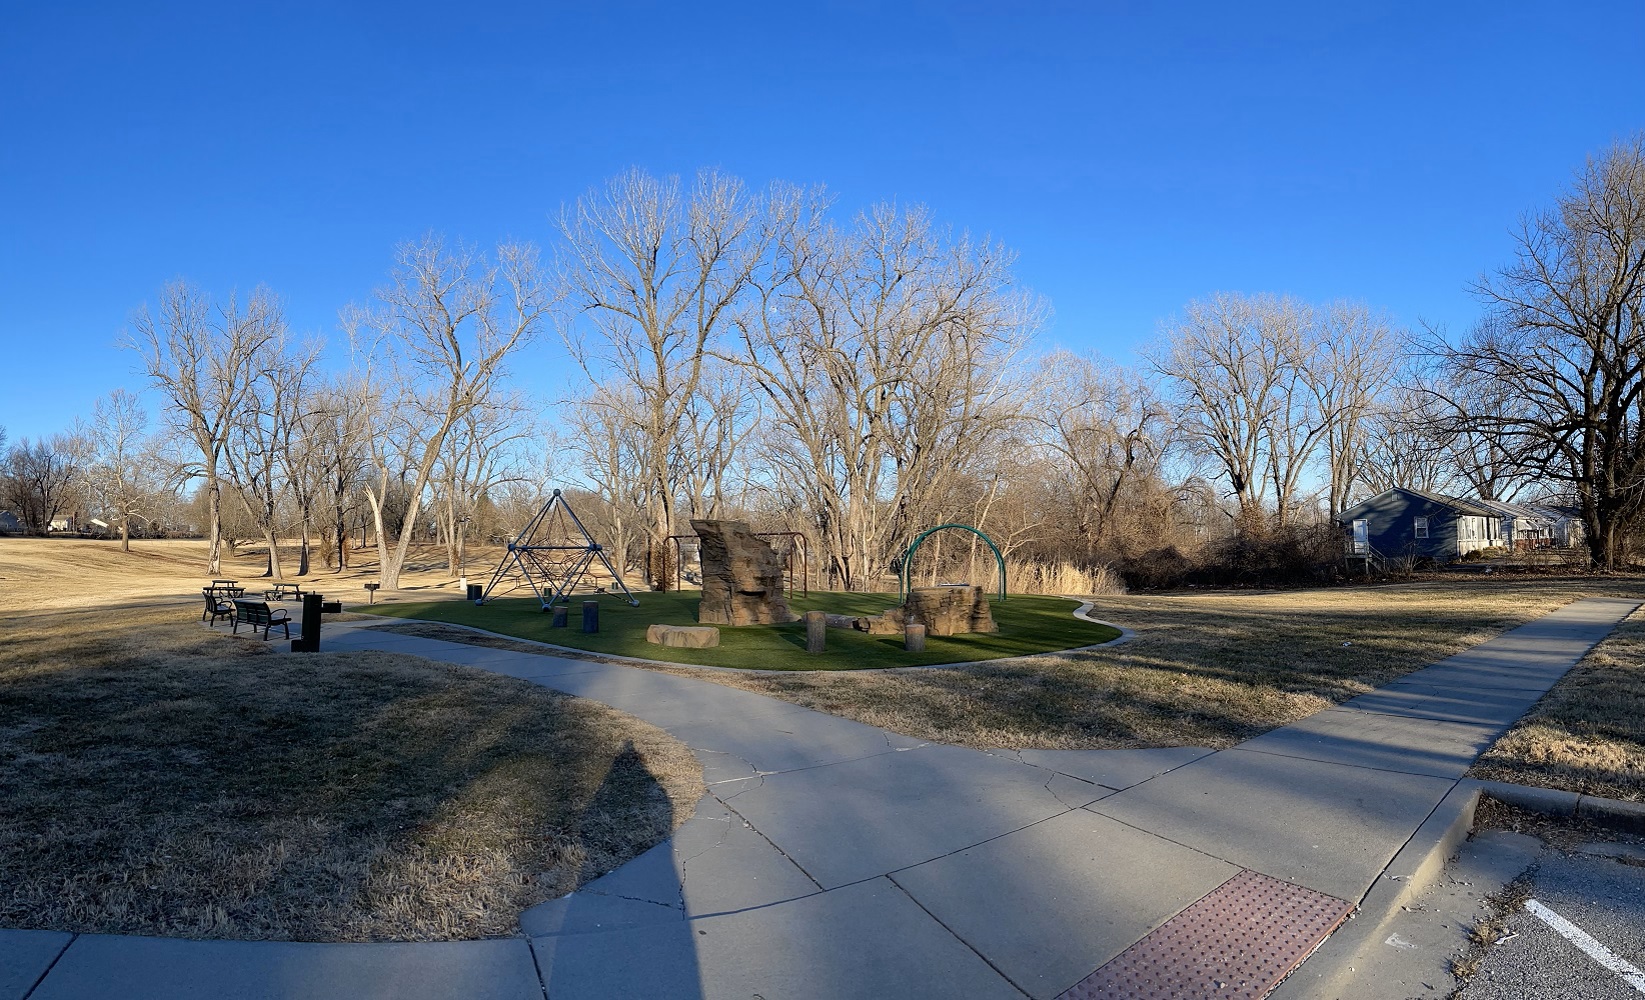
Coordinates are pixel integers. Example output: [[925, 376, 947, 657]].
[[1527, 898, 1645, 995]]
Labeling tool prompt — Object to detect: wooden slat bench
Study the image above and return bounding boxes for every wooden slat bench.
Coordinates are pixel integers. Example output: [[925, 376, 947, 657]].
[[232, 600, 292, 640]]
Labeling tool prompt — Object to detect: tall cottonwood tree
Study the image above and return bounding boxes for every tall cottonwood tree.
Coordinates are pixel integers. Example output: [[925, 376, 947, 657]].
[[128, 282, 272, 574], [352, 235, 549, 590], [219, 300, 318, 579], [1149, 293, 1303, 525], [557, 168, 767, 588], [1435, 135, 1645, 567], [735, 196, 1034, 589]]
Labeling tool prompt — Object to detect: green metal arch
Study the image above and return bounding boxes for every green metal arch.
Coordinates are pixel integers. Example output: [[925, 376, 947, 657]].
[[898, 524, 1006, 602]]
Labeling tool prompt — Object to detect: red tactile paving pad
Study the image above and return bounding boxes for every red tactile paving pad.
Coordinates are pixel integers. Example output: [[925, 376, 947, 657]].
[[1058, 869, 1354, 1000]]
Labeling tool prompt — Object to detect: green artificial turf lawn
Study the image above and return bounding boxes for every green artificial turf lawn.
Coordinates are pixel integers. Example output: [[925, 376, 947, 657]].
[[365, 591, 1120, 671]]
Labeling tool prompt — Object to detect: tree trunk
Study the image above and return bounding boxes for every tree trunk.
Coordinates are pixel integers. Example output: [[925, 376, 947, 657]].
[[120, 517, 130, 552], [262, 530, 283, 579], [206, 480, 223, 574], [298, 517, 311, 576]]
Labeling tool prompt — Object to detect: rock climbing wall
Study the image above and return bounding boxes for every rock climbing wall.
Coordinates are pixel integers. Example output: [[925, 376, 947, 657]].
[[691, 519, 798, 626], [903, 585, 998, 636]]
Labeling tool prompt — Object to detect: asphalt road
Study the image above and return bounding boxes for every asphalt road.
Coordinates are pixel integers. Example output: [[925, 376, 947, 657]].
[[1455, 849, 1645, 1000]]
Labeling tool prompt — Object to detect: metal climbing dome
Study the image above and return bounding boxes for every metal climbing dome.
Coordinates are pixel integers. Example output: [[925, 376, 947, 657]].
[[479, 490, 639, 609]]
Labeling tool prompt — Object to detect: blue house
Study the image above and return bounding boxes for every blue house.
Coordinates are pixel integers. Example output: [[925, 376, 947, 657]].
[[1336, 488, 1505, 563]]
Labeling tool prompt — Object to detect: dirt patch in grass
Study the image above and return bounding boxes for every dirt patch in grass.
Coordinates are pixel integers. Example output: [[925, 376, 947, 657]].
[[1469, 609, 1645, 803], [367, 577, 1645, 751], [0, 604, 703, 942]]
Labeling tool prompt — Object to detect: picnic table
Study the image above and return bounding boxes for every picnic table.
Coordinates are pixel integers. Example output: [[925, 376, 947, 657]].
[[205, 580, 244, 598], [264, 582, 304, 601]]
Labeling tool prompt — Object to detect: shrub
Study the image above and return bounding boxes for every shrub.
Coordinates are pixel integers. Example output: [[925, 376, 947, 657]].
[[1119, 524, 1344, 589]]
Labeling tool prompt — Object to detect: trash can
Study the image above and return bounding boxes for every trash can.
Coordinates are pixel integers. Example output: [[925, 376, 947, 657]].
[[467, 583, 483, 602]]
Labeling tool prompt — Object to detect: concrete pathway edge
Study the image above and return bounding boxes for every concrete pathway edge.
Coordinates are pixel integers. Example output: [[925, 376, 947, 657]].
[[1272, 777, 1645, 997]]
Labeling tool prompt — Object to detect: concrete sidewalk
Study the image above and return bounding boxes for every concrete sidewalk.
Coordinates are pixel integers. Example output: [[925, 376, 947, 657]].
[[4, 597, 1635, 1000]]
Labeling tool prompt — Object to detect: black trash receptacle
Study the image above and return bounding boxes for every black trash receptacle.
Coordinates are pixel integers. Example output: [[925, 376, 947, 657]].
[[467, 583, 483, 602]]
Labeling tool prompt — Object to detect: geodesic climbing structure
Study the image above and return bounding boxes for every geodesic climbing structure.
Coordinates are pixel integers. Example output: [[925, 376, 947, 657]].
[[479, 490, 638, 608]]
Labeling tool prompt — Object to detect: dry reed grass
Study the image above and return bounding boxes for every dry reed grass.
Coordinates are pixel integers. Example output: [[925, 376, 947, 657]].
[[1005, 559, 1126, 596]]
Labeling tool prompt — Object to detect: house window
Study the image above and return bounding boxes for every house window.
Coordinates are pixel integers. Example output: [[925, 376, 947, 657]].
[[1414, 516, 1429, 539]]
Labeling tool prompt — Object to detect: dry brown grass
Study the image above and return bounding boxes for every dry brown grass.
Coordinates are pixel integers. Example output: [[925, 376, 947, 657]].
[[1450, 872, 1535, 982], [1469, 609, 1645, 802], [0, 603, 703, 941], [369, 576, 1645, 751], [653, 577, 1645, 750], [0, 537, 492, 613]]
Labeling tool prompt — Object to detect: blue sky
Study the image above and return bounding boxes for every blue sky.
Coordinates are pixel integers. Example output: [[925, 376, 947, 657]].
[[2, 1, 1642, 442]]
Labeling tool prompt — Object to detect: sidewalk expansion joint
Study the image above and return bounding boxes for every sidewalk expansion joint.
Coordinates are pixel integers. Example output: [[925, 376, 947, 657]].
[[20, 932, 76, 1000], [886, 874, 1033, 999], [524, 936, 551, 1000], [712, 793, 825, 891]]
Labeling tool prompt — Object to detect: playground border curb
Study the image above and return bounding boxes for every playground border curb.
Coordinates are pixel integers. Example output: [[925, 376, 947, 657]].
[[336, 596, 1133, 675]]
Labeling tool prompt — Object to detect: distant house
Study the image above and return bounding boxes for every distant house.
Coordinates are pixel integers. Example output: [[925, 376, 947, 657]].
[[1468, 498, 1557, 550], [1337, 488, 1506, 562], [1525, 501, 1587, 549], [0, 511, 20, 534], [47, 516, 75, 533]]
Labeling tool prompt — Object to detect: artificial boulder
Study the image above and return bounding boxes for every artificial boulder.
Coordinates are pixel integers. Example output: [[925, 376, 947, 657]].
[[854, 606, 906, 635], [692, 519, 798, 626], [645, 624, 721, 649], [904, 585, 998, 637]]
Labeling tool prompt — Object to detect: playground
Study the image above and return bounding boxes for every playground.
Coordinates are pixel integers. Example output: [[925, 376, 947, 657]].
[[367, 590, 1121, 670]]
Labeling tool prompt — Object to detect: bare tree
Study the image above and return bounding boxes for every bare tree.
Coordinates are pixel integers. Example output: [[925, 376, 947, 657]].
[[677, 359, 757, 521], [1037, 351, 1173, 552], [2, 434, 82, 532], [82, 389, 158, 551], [736, 196, 1034, 589], [557, 168, 766, 589], [433, 394, 533, 577], [218, 298, 319, 579], [1432, 135, 1645, 566], [1308, 302, 1400, 518], [126, 282, 272, 574], [1355, 391, 1457, 497], [352, 235, 549, 590], [1149, 293, 1303, 525], [300, 379, 372, 572], [561, 385, 653, 585]]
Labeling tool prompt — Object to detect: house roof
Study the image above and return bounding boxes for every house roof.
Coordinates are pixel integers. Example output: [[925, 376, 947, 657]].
[[1467, 497, 1554, 521], [1337, 487, 1502, 522]]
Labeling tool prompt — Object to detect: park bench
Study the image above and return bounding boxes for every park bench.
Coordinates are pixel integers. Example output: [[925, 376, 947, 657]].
[[201, 589, 235, 626], [231, 599, 292, 640], [264, 582, 304, 601]]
